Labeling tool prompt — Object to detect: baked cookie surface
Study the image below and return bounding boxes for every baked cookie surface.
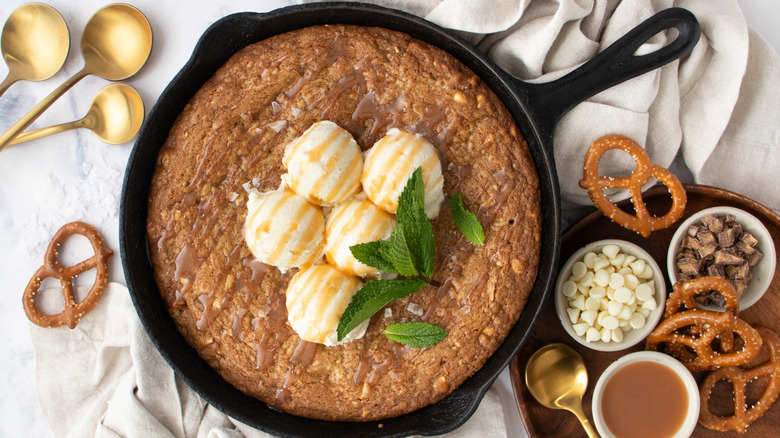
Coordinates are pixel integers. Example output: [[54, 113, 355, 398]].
[[147, 24, 541, 421]]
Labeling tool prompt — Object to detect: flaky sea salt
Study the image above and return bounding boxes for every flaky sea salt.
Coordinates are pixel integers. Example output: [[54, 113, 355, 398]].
[[268, 120, 287, 133], [384, 308, 393, 318], [407, 303, 423, 316]]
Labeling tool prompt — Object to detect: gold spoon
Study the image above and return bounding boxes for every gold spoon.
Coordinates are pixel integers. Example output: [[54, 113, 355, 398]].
[[7, 84, 144, 146], [0, 3, 69, 96], [525, 343, 600, 438], [0, 3, 152, 150]]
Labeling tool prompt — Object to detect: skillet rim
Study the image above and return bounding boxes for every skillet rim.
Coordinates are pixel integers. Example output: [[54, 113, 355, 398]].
[[120, 2, 560, 437]]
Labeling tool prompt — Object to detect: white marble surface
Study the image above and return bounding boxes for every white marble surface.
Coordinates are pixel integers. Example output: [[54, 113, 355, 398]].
[[0, 1, 777, 437]]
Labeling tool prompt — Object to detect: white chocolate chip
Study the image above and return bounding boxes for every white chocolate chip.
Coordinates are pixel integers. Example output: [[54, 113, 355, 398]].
[[586, 327, 601, 343], [583, 252, 598, 269], [589, 286, 606, 299], [630, 259, 646, 276], [585, 296, 601, 311], [609, 273, 625, 289], [571, 295, 586, 311], [562, 280, 578, 297], [602, 244, 620, 259], [581, 310, 598, 326], [593, 269, 610, 287], [611, 328, 624, 342], [630, 312, 646, 329], [624, 274, 639, 290], [567, 307, 580, 324], [635, 283, 653, 301], [642, 296, 657, 310], [639, 264, 654, 279], [608, 301, 623, 316], [571, 261, 587, 280], [579, 271, 595, 287], [602, 315, 620, 330], [622, 255, 636, 268], [573, 322, 589, 337], [593, 256, 610, 271], [600, 327, 612, 343], [614, 287, 632, 304], [617, 305, 633, 322], [610, 253, 626, 268]]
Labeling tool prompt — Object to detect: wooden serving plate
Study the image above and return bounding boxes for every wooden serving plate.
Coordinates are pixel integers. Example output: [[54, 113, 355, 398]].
[[510, 184, 780, 437]]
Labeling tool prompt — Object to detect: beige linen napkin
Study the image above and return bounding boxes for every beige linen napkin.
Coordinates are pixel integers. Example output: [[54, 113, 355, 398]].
[[31, 283, 507, 437]]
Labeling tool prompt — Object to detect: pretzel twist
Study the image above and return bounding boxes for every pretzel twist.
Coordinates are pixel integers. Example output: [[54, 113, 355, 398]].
[[699, 326, 780, 434], [579, 135, 686, 237], [666, 276, 740, 352], [646, 310, 762, 372], [23, 221, 113, 329]]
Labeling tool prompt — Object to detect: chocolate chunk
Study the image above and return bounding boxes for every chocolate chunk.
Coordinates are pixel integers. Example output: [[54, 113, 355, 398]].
[[741, 231, 759, 248], [718, 226, 738, 248], [713, 248, 744, 266], [748, 248, 764, 267], [696, 230, 718, 258], [677, 257, 701, 276], [674, 213, 764, 307], [707, 264, 725, 278], [736, 240, 756, 255], [702, 214, 723, 234]]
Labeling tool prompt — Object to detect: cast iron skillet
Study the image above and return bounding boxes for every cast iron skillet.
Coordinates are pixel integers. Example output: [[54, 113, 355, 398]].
[[120, 3, 700, 437]]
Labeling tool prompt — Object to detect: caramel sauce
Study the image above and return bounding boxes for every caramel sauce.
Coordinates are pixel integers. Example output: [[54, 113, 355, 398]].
[[601, 361, 689, 438]]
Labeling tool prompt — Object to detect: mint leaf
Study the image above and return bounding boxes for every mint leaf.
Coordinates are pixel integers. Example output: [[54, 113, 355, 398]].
[[450, 192, 485, 246], [387, 224, 419, 277], [337, 279, 426, 341], [383, 322, 447, 348], [350, 241, 398, 274], [395, 167, 435, 277]]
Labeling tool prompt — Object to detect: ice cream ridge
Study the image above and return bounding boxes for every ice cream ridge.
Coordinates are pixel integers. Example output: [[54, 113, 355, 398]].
[[244, 121, 445, 345]]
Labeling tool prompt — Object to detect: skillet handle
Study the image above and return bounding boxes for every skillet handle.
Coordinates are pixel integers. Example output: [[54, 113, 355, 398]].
[[520, 7, 700, 144]]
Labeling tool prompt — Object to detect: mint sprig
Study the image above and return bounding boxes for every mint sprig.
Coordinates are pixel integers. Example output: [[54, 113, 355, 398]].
[[384, 322, 447, 348], [450, 192, 485, 246], [339, 166, 486, 347], [336, 278, 426, 340], [349, 241, 398, 274]]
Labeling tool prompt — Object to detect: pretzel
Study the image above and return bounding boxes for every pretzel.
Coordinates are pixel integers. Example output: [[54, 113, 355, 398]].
[[666, 276, 740, 352], [646, 310, 762, 372], [700, 326, 780, 433], [23, 221, 113, 328], [579, 135, 686, 237]]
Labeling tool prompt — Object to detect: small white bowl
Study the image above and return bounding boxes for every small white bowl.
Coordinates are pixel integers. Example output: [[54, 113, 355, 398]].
[[555, 239, 666, 352], [667, 206, 776, 311], [592, 351, 700, 438]]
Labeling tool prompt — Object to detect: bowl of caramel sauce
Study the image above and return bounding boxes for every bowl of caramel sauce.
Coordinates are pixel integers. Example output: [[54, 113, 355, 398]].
[[591, 351, 699, 438]]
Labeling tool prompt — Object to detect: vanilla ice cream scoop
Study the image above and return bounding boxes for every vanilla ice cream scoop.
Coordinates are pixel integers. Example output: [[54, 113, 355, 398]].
[[244, 189, 326, 272], [286, 264, 368, 345], [361, 128, 444, 219], [326, 199, 396, 278], [282, 121, 363, 206]]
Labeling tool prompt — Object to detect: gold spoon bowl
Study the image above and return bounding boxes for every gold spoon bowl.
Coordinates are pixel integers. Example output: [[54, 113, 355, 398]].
[[0, 3, 152, 150], [525, 343, 600, 438], [0, 2, 70, 95], [8, 84, 144, 146]]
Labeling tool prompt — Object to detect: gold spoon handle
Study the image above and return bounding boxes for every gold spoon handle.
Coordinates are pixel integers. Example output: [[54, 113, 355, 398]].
[[569, 405, 600, 438], [0, 73, 18, 97], [0, 68, 87, 151], [5, 119, 85, 146]]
